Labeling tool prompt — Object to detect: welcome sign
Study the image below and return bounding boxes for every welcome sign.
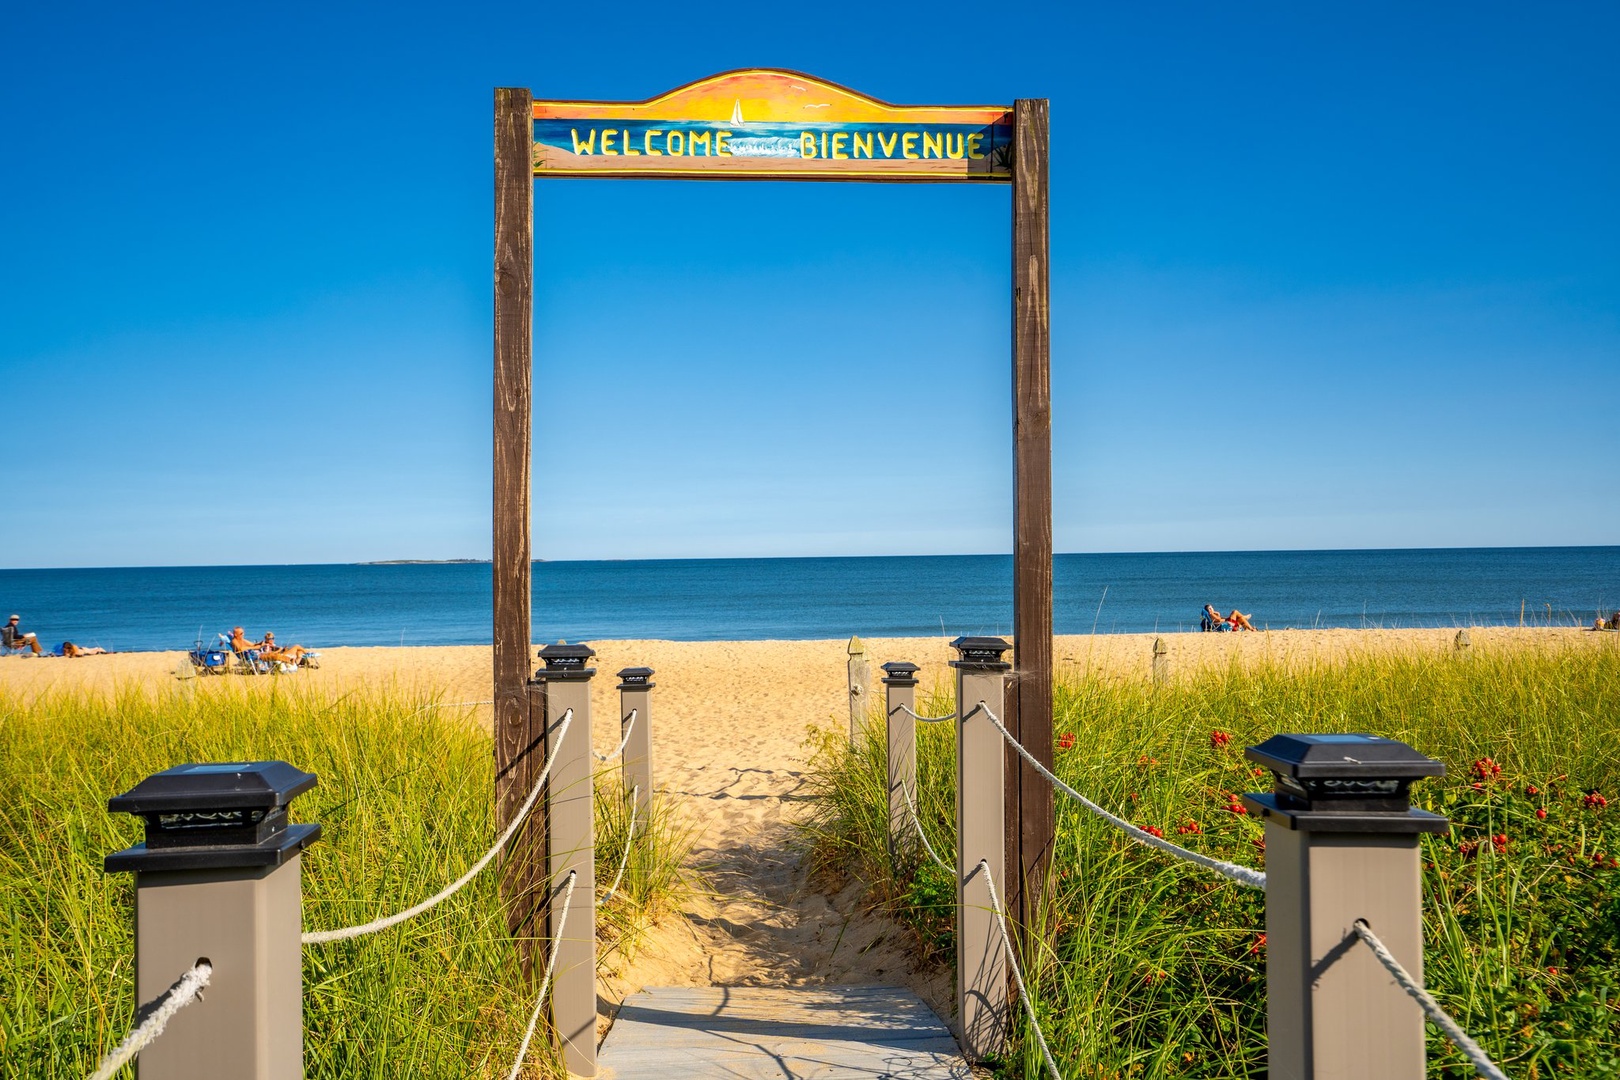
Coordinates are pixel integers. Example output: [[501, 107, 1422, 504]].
[[533, 69, 1013, 181]]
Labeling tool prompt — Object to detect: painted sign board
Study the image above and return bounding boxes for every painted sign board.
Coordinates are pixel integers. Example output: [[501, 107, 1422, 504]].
[[533, 69, 1012, 182]]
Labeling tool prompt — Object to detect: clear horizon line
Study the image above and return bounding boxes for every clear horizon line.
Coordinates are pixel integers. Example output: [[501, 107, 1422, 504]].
[[3, 542, 1616, 573]]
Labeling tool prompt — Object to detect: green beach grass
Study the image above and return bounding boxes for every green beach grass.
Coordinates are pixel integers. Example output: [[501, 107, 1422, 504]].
[[0, 686, 689, 1079], [805, 639, 1620, 1079]]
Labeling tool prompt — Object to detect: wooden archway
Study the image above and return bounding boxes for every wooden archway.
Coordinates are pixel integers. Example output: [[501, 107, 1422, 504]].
[[491, 68, 1052, 958]]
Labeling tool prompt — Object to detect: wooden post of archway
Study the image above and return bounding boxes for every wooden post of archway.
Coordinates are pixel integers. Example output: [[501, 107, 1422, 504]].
[[492, 71, 1053, 972], [492, 86, 542, 974], [1008, 97, 1053, 938]]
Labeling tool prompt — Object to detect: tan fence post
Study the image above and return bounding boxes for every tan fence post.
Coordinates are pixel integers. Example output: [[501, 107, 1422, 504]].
[[880, 660, 920, 863], [1454, 629, 1472, 655], [105, 762, 320, 1079], [617, 666, 655, 822], [951, 635, 1011, 1061], [1152, 636, 1169, 685], [847, 635, 870, 746], [537, 643, 598, 1078], [1242, 734, 1448, 1080]]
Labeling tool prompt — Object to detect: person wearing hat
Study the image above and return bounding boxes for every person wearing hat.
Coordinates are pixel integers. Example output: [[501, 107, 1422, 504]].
[[3, 614, 44, 655]]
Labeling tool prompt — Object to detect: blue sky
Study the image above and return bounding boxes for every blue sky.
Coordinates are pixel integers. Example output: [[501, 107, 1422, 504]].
[[2, 1, 1615, 568]]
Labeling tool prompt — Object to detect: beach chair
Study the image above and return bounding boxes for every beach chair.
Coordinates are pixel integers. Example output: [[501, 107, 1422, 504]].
[[223, 633, 271, 676], [2, 626, 39, 656], [188, 634, 235, 675]]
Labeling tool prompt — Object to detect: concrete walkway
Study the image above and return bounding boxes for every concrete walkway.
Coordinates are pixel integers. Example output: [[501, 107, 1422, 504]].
[[597, 985, 975, 1079]]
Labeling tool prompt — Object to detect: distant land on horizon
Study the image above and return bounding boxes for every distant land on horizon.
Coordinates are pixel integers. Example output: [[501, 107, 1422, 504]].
[[360, 559, 491, 565]]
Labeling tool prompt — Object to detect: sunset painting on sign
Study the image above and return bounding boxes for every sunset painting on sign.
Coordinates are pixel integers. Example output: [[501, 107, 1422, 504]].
[[532, 69, 1013, 181]]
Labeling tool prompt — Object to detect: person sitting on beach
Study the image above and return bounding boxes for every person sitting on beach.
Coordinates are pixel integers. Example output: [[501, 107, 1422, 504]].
[[258, 631, 310, 665], [229, 626, 264, 654], [1227, 609, 1259, 632], [1201, 604, 1230, 632], [60, 642, 108, 657], [3, 614, 44, 655]]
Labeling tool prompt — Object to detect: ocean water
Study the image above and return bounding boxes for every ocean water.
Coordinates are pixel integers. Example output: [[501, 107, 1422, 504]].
[[0, 548, 1615, 653]]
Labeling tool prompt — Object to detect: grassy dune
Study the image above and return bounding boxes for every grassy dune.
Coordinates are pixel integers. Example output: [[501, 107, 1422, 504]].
[[807, 640, 1620, 1078], [0, 687, 687, 1079]]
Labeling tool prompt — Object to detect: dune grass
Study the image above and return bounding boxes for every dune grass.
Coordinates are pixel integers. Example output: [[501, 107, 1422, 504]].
[[0, 685, 690, 1079], [805, 639, 1620, 1079]]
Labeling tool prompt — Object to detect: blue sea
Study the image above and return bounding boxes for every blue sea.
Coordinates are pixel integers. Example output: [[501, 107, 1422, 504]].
[[0, 548, 1615, 653]]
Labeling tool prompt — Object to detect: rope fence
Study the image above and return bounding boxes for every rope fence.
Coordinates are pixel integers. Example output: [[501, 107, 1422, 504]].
[[302, 708, 575, 944], [901, 781, 953, 874], [600, 785, 640, 903], [593, 709, 637, 763], [889, 703, 957, 724], [506, 871, 578, 1080], [981, 702, 1268, 890], [87, 961, 212, 1080], [937, 697, 1507, 1077], [1353, 921, 1509, 1080], [980, 860, 1062, 1080]]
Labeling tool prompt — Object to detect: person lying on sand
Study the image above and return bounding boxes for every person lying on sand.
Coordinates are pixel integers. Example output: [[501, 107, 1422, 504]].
[[258, 631, 310, 665], [4, 614, 44, 655], [1227, 610, 1259, 632], [60, 642, 108, 657]]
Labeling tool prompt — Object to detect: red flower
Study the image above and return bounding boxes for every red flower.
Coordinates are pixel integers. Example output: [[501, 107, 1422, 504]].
[[1547, 966, 1559, 977], [1491, 833, 1509, 852], [1142, 825, 1165, 838], [1584, 792, 1608, 810], [1210, 730, 1232, 749], [1472, 758, 1503, 781], [1057, 732, 1076, 750], [1458, 841, 1478, 858], [1536, 807, 1548, 820], [1137, 755, 1159, 767], [1250, 933, 1266, 957], [1128, 792, 1140, 802], [1224, 795, 1248, 815], [1251, 767, 1267, 778], [1525, 785, 1539, 796], [1177, 820, 1202, 836]]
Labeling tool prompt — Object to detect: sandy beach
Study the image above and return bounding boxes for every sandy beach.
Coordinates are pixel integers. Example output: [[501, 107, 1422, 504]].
[[4, 626, 1606, 1038]]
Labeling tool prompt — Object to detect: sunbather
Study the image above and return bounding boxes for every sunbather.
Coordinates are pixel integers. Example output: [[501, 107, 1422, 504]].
[[1228, 609, 1259, 632], [4, 614, 44, 654], [229, 626, 264, 654], [259, 631, 311, 665], [1201, 604, 1230, 632], [61, 642, 108, 657]]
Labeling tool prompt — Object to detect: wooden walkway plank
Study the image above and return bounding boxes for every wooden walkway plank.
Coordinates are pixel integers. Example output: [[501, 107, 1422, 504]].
[[598, 986, 975, 1079]]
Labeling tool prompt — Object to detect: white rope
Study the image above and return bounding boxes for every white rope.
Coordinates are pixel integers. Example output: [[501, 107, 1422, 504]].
[[1352, 921, 1510, 1080], [900, 780, 953, 874], [600, 786, 639, 903], [889, 703, 957, 724], [87, 961, 212, 1080], [303, 709, 575, 944], [593, 709, 637, 763], [979, 860, 1062, 1080], [507, 872, 578, 1080], [981, 703, 1267, 890]]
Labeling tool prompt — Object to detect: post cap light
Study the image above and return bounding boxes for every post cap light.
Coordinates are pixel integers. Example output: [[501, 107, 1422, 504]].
[[616, 666, 655, 690], [881, 661, 920, 686], [1241, 734, 1448, 834], [948, 636, 1012, 672], [536, 642, 597, 681], [105, 761, 321, 873]]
